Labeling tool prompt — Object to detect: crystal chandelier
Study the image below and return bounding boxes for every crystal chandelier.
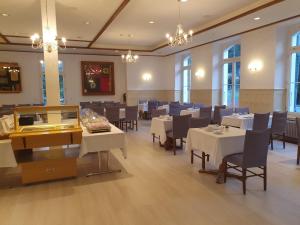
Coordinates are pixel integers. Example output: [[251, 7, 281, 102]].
[[166, 0, 193, 47], [30, 0, 67, 53], [121, 50, 139, 63]]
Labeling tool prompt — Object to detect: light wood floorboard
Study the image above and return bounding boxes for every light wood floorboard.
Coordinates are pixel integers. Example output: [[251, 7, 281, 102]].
[[0, 120, 299, 225]]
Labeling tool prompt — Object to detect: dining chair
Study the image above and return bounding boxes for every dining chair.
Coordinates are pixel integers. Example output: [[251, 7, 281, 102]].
[[166, 114, 191, 155], [183, 103, 194, 108], [148, 100, 158, 119], [194, 103, 204, 109], [270, 111, 287, 150], [90, 105, 105, 116], [220, 108, 234, 119], [295, 118, 300, 165], [158, 101, 168, 106], [151, 108, 167, 118], [252, 113, 270, 131], [169, 104, 182, 116], [213, 105, 226, 125], [235, 107, 250, 114], [223, 129, 270, 194], [199, 106, 212, 121], [122, 106, 138, 131], [105, 107, 121, 127], [80, 102, 90, 109]]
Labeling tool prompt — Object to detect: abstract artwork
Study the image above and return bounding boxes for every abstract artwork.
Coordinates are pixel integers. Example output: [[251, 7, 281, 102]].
[[81, 61, 115, 95]]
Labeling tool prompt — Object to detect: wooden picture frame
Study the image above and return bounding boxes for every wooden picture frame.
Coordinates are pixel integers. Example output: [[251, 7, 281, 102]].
[[81, 61, 115, 96], [0, 62, 22, 93]]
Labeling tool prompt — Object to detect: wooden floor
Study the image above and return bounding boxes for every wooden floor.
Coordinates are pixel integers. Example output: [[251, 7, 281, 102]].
[[0, 120, 300, 225]]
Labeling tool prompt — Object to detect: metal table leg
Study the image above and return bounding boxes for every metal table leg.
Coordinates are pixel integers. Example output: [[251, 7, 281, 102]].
[[86, 151, 121, 177]]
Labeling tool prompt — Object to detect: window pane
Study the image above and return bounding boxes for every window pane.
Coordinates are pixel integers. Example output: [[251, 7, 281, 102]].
[[224, 44, 240, 59], [227, 84, 233, 107], [292, 32, 300, 47], [183, 56, 192, 67], [227, 63, 233, 85], [235, 85, 240, 107], [293, 53, 300, 112]]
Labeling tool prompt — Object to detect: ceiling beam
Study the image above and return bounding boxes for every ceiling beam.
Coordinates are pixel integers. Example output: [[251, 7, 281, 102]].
[[87, 0, 130, 48]]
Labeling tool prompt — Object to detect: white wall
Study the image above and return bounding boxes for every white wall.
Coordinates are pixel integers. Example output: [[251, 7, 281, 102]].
[[0, 52, 127, 105], [126, 56, 174, 90]]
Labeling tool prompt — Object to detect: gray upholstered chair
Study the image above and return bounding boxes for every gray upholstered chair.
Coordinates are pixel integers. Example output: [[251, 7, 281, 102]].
[[295, 118, 300, 165], [151, 108, 167, 118], [80, 102, 90, 109], [90, 105, 105, 116], [199, 106, 212, 121], [122, 106, 138, 131], [169, 104, 182, 116], [194, 103, 204, 109], [183, 103, 194, 108], [270, 111, 287, 150], [166, 114, 191, 155], [253, 113, 270, 131], [235, 107, 250, 114], [220, 108, 234, 119], [158, 101, 168, 106], [105, 107, 121, 127], [190, 117, 211, 166], [213, 105, 226, 125], [223, 129, 270, 194], [147, 100, 158, 119]]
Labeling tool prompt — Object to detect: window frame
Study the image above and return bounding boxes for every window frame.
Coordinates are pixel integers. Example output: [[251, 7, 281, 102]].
[[222, 44, 241, 107], [181, 54, 192, 103]]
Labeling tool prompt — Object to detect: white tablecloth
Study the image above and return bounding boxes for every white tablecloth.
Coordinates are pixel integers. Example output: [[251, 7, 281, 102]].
[[221, 114, 272, 130], [150, 117, 172, 144], [158, 105, 170, 114], [0, 139, 17, 168], [79, 124, 127, 158], [180, 109, 200, 118], [186, 127, 245, 168]]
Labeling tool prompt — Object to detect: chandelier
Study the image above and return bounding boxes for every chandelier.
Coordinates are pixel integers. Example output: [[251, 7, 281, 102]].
[[121, 50, 139, 63], [30, 0, 67, 53], [166, 0, 193, 47]]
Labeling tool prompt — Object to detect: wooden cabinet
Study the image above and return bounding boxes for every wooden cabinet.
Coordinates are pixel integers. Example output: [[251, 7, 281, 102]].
[[21, 158, 77, 184]]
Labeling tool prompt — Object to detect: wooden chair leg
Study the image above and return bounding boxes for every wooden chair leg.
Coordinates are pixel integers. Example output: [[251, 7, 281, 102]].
[[173, 139, 176, 155], [263, 166, 267, 191], [283, 133, 286, 149], [224, 162, 227, 183], [136, 120, 138, 131], [297, 146, 300, 165], [191, 150, 194, 164], [201, 152, 206, 170], [152, 134, 155, 143], [126, 121, 128, 132], [180, 138, 183, 148], [207, 155, 209, 162], [242, 169, 247, 195]]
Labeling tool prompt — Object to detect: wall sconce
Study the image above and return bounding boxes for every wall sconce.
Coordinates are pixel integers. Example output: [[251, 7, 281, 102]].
[[195, 68, 205, 79], [248, 59, 263, 72], [142, 73, 152, 81]]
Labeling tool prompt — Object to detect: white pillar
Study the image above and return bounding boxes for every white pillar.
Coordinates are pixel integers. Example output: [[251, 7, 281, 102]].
[[41, 0, 60, 106]]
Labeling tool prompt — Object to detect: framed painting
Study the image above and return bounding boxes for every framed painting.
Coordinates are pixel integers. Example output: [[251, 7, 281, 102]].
[[81, 61, 115, 95], [0, 62, 22, 93]]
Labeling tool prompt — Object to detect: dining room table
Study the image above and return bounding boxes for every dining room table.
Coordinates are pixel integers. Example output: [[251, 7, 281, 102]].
[[186, 126, 246, 183], [150, 115, 172, 145], [221, 113, 272, 130]]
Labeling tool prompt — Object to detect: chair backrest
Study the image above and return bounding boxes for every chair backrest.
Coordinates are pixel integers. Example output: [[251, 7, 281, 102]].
[[158, 101, 168, 106], [235, 107, 250, 114], [172, 114, 191, 138], [200, 106, 212, 120], [194, 103, 204, 109], [253, 113, 270, 131], [89, 105, 105, 116], [271, 111, 287, 134], [125, 106, 138, 120], [80, 102, 90, 109], [169, 104, 181, 116], [151, 109, 167, 118], [170, 101, 180, 105], [189, 117, 210, 128], [148, 100, 158, 113], [296, 118, 300, 144], [242, 129, 271, 168], [183, 103, 194, 108], [17, 104, 31, 107], [105, 107, 120, 123], [213, 105, 226, 124], [220, 108, 234, 118]]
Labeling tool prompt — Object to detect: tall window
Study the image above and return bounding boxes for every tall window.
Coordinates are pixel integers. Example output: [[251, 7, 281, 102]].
[[223, 44, 241, 107], [41, 61, 65, 105], [289, 32, 300, 112], [182, 55, 192, 103]]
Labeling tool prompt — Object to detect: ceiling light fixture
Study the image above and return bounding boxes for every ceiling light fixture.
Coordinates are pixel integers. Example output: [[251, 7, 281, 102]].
[[1, 13, 9, 17], [166, 0, 193, 47], [121, 34, 139, 63], [149, 21, 155, 24], [254, 17, 261, 21], [30, 0, 67, 53], [85, 21, 90, 25]]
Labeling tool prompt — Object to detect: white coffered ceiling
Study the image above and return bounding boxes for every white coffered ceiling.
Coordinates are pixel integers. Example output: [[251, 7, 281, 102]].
[[0, 0, 299, 56]]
